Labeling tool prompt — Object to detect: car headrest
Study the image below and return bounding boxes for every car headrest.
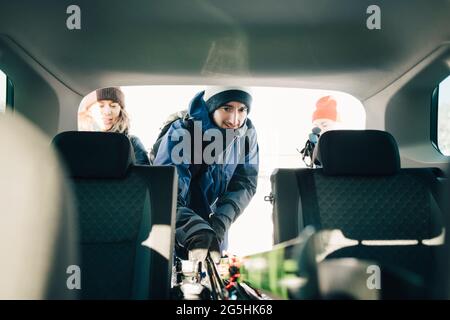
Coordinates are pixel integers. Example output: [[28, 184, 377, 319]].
[[317, 130, 400, 176], [52, 131, 134, 179]]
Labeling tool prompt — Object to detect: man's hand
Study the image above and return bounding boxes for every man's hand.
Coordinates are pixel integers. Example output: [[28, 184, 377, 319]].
[[209, 214, 227, 244], [186, 230, 221, 263], [209, 237, 221, 264]]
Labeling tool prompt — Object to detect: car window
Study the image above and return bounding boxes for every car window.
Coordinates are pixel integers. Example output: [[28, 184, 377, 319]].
[[436, 75, 450, 155], [0, 70, 7, 113]]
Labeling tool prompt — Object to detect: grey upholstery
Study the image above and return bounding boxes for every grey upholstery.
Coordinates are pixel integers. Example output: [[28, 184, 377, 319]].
[[53, 131, 177, 299], [52, 131, 135, 179], [272, 168, 443, 243], [313, 169, 442, 240], [317, 130, 400, 176], [271, 130, 444, 284]]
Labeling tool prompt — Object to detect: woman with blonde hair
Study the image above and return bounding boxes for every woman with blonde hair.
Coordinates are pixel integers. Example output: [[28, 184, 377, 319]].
[[78, 87, 150, 165]]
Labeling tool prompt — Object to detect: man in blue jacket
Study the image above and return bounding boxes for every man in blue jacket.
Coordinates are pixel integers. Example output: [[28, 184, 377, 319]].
[[154, 87, 259, 261]]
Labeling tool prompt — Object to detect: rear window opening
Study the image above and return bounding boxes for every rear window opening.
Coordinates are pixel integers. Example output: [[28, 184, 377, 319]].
[[78, 86, 366, 255], [435, 74, 450, 155], [0, 70, 7, 113]]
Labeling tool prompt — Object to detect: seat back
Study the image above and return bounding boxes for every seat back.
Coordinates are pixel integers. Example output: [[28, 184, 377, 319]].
[[271, 130, 444, 285], [53, 131, 177, 299], [0, 114, 79, 299]]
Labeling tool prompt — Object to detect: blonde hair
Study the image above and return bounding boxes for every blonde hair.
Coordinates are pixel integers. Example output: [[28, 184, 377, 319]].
[[105, 104, 130, 135]]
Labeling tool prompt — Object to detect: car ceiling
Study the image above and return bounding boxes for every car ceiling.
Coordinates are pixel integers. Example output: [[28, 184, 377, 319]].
[[0, 0, 449, 100]]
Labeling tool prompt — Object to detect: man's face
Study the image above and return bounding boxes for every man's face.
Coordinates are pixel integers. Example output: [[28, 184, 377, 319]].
[[212, 101, 248, 129]]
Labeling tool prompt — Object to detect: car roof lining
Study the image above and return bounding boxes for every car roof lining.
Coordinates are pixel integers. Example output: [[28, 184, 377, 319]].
[[0, 0, 449, 100]]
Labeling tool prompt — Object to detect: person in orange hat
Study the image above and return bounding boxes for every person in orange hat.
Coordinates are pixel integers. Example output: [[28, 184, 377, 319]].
[[300, 96, 339, 167], [312, 95, 338, 133]]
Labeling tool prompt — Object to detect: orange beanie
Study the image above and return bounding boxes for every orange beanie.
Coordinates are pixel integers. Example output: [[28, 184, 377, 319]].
[[312, 96, 337, 122]]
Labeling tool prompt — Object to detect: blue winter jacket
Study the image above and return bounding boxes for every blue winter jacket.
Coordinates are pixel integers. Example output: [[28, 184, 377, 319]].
[[129, 135, 150, 165], [154, 91, 259, 249]]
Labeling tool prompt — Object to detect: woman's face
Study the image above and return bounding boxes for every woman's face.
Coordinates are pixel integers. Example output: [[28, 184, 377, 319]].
[[97, 100, 121, 131], [212, 101, 248, 129]]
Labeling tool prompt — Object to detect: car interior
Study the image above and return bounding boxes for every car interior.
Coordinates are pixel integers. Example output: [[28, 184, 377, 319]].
[[0, 0, 449, 300]]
